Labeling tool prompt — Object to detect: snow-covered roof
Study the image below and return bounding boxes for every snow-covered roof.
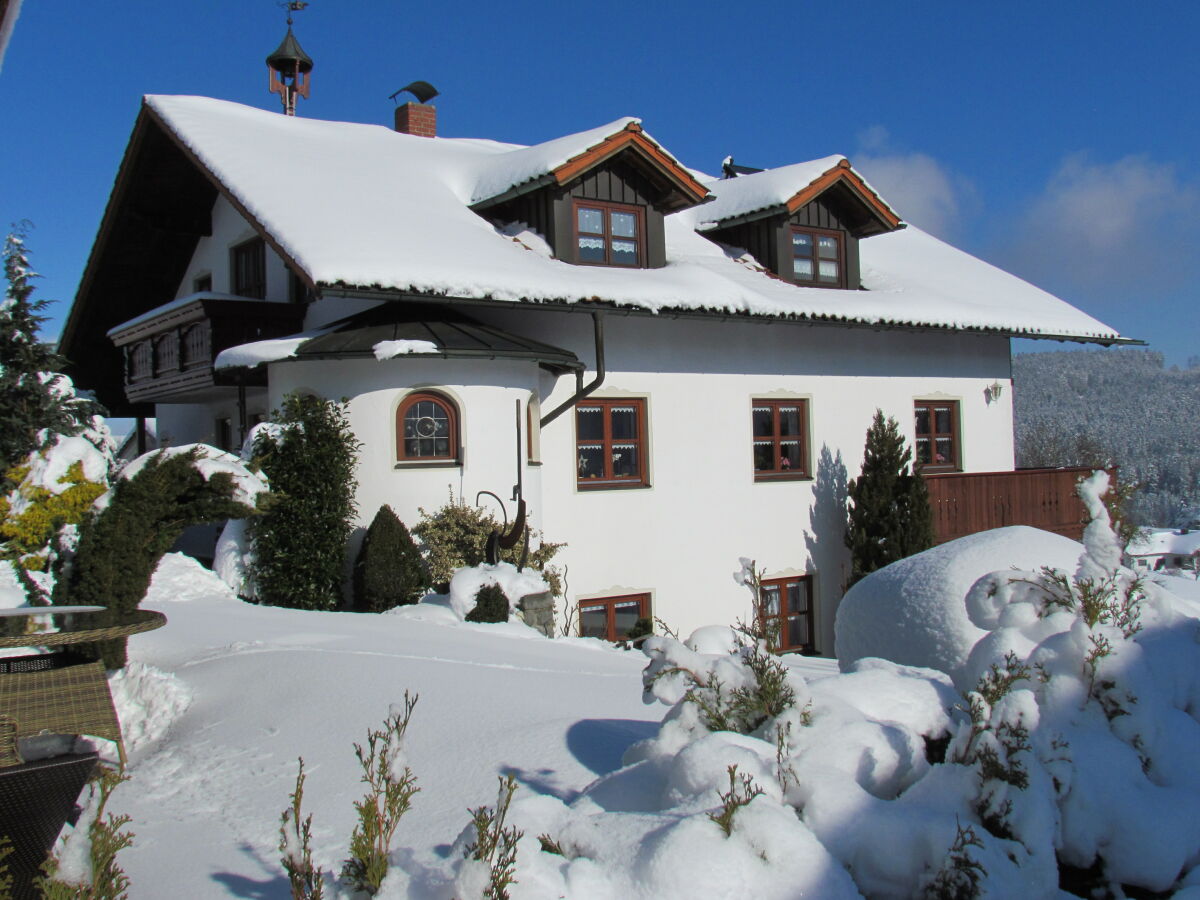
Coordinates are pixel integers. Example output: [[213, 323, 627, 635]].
[[1126, 528, 1200, 558], [693, 156, 898, 230], [142, 95, 1126, 343]]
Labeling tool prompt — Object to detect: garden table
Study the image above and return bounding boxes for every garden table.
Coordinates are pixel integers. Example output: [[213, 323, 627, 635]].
[[0, 606, 166, 768]]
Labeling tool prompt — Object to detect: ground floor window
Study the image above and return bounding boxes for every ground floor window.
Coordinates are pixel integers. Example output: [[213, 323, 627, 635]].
[[914, 400, 959, 471], [759, 575, 815, 653], [579, 593, 650, 642]]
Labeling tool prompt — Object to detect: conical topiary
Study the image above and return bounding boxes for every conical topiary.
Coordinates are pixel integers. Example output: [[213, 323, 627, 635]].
[[844, 409, 934, 586], [352, 505, 428, 612]]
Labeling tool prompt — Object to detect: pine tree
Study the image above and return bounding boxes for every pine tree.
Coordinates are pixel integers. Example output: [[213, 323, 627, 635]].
[[0, 225, 98, 472], [249, 393, 360, 611], [352, 505, 428, 612], [844, 410, 934, 586]]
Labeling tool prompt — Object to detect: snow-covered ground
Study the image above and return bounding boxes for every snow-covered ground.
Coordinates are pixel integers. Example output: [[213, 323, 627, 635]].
[[69, 555, 835, 898], [11, 474, 1200, 897]]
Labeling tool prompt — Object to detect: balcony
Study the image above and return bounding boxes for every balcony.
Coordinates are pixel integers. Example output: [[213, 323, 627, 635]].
[[108, 295, 304, 404], [925, 467, 1103, 544]]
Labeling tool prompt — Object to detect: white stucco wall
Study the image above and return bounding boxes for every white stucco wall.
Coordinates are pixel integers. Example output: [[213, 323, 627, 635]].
[[177, 196, 292, 301], [267, 357, 544, 542], [466, 307, 1014, 654]]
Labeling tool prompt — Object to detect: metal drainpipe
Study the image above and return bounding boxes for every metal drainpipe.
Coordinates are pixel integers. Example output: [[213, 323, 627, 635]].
[[540, 311, 605, 428]]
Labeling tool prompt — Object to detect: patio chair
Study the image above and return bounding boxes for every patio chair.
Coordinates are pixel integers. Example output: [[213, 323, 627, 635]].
[[0, 653, 126, 768]]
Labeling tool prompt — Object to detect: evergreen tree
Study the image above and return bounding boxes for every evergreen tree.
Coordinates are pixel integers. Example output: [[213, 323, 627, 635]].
[[844, 410, 934, 586], [352, 505, 428, 612], [0, 226, 98, 472], [249, 393, 360, 611]]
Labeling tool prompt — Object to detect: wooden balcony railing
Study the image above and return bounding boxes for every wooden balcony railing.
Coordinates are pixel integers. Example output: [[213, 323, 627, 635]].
[[924, 467, 1104, 545], [108, 296, 304, 404]]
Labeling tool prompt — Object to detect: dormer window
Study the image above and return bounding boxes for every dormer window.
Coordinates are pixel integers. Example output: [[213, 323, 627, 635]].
[[574, 200, 644, 267], [791, 227, 843, 287]]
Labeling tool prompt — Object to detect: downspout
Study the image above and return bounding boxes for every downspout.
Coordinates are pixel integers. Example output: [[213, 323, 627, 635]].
[[540, 311, 605, 428]]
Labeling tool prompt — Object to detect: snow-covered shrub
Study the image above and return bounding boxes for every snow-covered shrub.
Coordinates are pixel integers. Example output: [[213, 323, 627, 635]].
[[280, 758, 324, 900], [465, 582, 509, 623], [36, 766, 133, 900], [457, 775, 523, 900], [352, 505, 427, 613], [64, 446, 266, 668], [446, 562, 548, 622], [341, 693, 420, 896], [845, 409, 934, 586], [413, 491, 564, 597], [249, 394, 359, 611]]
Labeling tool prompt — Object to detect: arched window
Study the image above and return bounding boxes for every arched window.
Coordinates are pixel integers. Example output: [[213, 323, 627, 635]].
[[396, 391, 459, 462]]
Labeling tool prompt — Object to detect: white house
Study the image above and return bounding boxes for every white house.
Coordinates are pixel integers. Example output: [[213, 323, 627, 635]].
[[1125, 528, 1200, 572], [61, 91, 1129, 655]]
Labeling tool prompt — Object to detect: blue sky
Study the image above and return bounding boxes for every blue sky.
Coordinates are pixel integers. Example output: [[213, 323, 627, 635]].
[[2, 1, 1198, 364]]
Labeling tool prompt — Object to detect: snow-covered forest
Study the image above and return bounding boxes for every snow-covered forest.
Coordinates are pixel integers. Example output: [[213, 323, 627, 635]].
[[1013, 348, 1200, 525]]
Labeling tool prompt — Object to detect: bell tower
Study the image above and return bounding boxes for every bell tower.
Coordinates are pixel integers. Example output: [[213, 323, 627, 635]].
[[267, 2, 313, 116]]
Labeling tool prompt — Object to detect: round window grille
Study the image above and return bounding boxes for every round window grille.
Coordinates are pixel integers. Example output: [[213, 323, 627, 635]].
[[414, 415, 439, 438]]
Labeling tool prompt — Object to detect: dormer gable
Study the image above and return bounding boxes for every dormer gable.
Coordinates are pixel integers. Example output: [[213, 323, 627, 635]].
[[471, 120, 709, 269], [698, 158, 904, 289]]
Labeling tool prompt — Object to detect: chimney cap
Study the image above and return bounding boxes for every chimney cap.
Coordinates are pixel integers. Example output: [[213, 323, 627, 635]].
[[390, 80, 439, 105], [267, 27, 314, 75]]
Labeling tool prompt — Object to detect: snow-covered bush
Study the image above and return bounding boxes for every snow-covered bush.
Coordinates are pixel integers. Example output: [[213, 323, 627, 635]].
[[0, 431, 113, 604], [446, 562, 548, 622], [64, 445, 267, 668], [413, 492, 564, 597], [249, 394, 359, 611]]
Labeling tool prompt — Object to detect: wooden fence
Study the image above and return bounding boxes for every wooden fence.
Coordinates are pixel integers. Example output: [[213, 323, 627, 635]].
[[924, 467, 1104, 545]]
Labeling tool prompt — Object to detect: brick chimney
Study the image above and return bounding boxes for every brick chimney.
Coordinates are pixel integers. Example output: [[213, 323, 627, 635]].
[[394, 102, 436, 137]]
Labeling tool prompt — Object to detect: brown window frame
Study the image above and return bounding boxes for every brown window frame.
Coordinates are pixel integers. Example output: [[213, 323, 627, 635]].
[[572, 199, 647, 268], [396, 391, 460, 464], [752, 398, 810, 481], [230, 237, 267, 299], [575, 397, 648, 490], [758, 575, 815, 654], [913, 400, 960, 472], [579, 593, 650, 642], [789, 226, 845, 289]]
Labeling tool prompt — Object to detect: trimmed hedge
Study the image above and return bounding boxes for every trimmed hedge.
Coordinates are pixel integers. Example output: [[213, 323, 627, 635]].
[[352, 505, 427, 612]]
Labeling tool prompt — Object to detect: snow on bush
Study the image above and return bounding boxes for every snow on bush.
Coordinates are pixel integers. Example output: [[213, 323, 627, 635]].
[[446, 562, 548, 621], [835, 525, 1084, 682]]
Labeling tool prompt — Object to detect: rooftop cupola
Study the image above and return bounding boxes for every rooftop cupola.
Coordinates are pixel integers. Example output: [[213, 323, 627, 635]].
[[267, 2, 313, 116]]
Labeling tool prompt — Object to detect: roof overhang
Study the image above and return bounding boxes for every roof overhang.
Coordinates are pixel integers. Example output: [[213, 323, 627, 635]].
[[316, 285, 1142, 348], [222, 301, 583, 376]]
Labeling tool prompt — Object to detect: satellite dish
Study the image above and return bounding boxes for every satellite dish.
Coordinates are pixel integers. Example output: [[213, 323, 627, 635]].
[[389, 80, 439, 105]]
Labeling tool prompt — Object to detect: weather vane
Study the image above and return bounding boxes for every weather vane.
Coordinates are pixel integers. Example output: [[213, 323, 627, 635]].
[[280, 2, 309, 26]]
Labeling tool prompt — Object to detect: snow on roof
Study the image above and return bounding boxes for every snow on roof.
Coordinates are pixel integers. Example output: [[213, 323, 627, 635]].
[[468, 116, 640, 204], [694, 156, 851, 227], [144, 95, 1125, 343], [1127, 528, 1200, 558]]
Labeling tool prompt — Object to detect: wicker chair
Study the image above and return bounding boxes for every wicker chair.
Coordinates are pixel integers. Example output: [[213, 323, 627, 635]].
[[0, 742, 98, 900], [0, 653, 126, 768]]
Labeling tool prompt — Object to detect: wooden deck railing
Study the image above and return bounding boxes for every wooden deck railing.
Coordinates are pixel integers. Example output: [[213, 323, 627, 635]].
[[924, 467, 1103, 545]]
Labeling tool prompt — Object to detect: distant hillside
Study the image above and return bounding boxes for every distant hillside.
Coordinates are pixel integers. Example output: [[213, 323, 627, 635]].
[[1013, 348, 1200, 525]]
